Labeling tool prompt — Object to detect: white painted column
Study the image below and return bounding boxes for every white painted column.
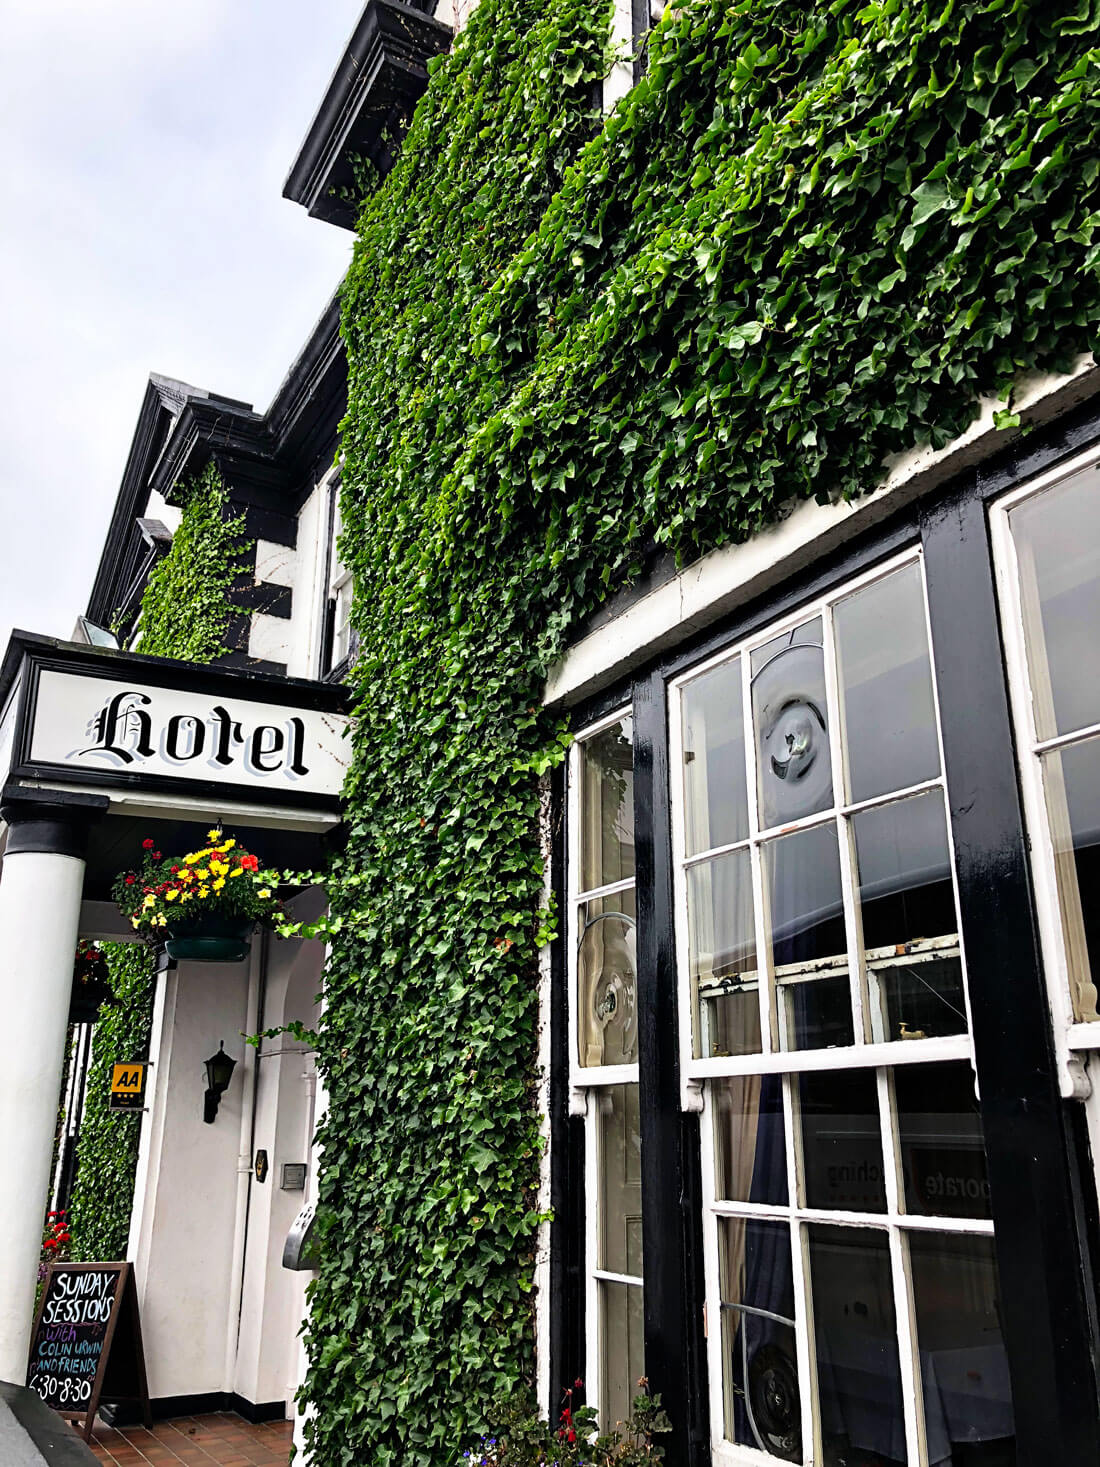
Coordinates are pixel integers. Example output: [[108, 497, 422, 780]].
[[0, 793, 104, 1381]]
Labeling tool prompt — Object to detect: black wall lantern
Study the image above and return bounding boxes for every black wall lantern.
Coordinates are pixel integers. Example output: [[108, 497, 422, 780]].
[[203, 1041, 237, 1124]]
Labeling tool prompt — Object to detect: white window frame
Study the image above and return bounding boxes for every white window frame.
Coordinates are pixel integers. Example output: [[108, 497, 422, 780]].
[[568, 707, 642, 1426], [990, 442, 1100, 1097], [668, 546, 1000, 1467]]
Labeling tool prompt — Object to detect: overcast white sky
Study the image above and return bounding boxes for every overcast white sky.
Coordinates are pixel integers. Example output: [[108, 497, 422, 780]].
[[0, 0, 363, 652]]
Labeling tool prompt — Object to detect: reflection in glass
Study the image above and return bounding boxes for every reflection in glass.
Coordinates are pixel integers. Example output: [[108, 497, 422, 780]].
[[808, 1225, 906, 1466], [713, 1074, 788, 1204], [581, 718, 635, 891], [910, 1233, 1015, 1464], [894, 1063, 991, 1220], [799, 1070, 886, 1213], [719, 1218, 799, 1460], [578, 890, 637, 1066], [600, 1279, 644, 1430], [834, 562, 940, 805], [766, 823, 853, 1050], [1042, 735, 1100, 1022], [853, 792, 967, 1044], [682, 656, 749, 855], [752, 618, 833, 830], [1009, 467, 1100, 741], [687, 850, 761, 1059], [598, 1084, 643, 1274]]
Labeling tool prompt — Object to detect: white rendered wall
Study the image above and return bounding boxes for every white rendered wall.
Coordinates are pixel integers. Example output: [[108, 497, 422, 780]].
[[285, 478, 331, 681], [233, 937, 323, 1410], [128, 961, 250, 1400]]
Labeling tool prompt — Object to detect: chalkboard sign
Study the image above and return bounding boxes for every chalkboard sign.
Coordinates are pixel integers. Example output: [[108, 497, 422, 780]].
[[26, 1262, 150, 1441]]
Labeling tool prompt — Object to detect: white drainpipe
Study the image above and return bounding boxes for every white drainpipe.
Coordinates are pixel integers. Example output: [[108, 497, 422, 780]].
[[223, 929, 264, 1394]]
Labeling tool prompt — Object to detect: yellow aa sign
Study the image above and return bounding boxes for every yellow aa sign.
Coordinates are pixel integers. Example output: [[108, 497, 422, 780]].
[[110, 1064, 145, 1094]]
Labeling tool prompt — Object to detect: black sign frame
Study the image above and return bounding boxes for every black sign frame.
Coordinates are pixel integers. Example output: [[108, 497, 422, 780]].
[[0, 631, 350, 814]]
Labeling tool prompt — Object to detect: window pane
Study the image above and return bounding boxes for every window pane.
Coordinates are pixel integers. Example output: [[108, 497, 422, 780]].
[[834, 562, 940, 804], [799, 1070, 886, 1213], [808, 1225, 907, 1465], [713, 1074, 788, 1205], [599, 1279, 644, 1430], [752, 617, 833, 830], [766, 823, 853, 1051], [909, 1233, 1015, 1464], [580, 719, 635, 891], [598, 1084, 643, 1276], [1041, 734, 1100, 1023], [578, 889, 637, 1066], [894, 1063, 991, 1220], [1009, 466, 1100, 740], [687, 850, 760, 1059], [719, 1218, 800, 1460], [682, 656, 749, 855], [853, 792, 967, 1044]]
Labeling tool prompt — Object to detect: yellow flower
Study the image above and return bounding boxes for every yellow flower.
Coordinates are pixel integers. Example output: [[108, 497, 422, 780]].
[[195, 868, 209, 879], [221, 839, 236, 851], [166, 890, 178, 902], [199, 886, 209, 898], [181, 892, 192, 903], [142, 895, 156, 909], [229, 869, 243, 879], [155, 914, 167, 928], [131, 917, 141, 928], [257, 888, 271, 899], [213, 878, 226, 891], [207, 828, 222, 842], [184, 852, 200, 866]]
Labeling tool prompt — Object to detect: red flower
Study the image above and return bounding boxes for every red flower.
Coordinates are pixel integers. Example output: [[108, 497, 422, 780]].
[[42, 1239, 56, 1250], [170, 865, 179, 874], [153, 851, 162, 860], [240, 854, 259, 872], [56, 1233, 71, 1244], [125, 875, 136, 885], [142, 838, 155, 850]]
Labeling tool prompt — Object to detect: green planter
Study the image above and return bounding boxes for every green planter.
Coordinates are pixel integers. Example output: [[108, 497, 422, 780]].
[[165, 915, 254, 964]]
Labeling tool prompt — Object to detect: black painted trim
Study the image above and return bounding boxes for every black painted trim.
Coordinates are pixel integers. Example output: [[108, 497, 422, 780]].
[[920, 485, 1100, 1464], [1, 786, 109, 858], [99, 1391, 285, 1427], [633, 671, 708, 1467], [548, 761, 586, 1418]]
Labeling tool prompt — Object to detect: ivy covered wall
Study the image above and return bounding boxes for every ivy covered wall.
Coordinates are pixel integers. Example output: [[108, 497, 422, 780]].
[[68, 946, 157, 1261], [302, 0, 1100, 1463], [138, 463, 251, 661]]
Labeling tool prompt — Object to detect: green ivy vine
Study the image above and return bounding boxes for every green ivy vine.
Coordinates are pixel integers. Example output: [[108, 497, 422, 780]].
[[67, 945, 157, 1262], [137, 463, 252, 662], [299, 0, 1100, 1463]]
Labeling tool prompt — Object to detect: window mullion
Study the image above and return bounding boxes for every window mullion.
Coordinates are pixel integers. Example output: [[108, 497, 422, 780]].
[[878, 1068, 927, 1465], [742, 652, 776, 1056], [782, 1073, 817, 1466]]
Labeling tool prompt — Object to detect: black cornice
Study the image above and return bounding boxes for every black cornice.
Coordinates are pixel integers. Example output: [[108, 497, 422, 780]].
[[85, 375, 250, 628], [283, 0, 453, 229]]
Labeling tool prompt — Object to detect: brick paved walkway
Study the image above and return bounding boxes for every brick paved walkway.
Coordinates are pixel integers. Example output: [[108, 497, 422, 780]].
[[84, 1411, 292, 1465]]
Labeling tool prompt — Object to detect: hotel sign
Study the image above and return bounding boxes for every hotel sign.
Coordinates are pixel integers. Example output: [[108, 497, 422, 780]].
[[0, 633, 350, 811]]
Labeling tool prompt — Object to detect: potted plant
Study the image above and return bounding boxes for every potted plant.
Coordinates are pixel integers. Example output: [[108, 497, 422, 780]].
[[70, 940, 114, 1024], [113, 829, 286, 963]]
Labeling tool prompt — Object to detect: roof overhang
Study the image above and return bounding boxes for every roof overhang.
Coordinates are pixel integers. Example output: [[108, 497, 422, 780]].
[[284, 0, 453, 228]]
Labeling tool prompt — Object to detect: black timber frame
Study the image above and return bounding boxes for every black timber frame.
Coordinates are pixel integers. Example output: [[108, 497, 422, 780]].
[[548, 398, 1100, 1467]]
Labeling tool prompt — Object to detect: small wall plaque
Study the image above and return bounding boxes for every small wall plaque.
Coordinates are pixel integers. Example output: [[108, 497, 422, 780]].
[[254, 1149, 269, 1184], [281, 1163, 307, 1192], [108, 1063, 146, 1112]]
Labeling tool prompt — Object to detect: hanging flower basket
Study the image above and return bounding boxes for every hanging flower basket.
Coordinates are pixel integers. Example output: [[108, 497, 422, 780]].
[[112, 829, 287, 964], [164, 914, 254, 964], [70, 940, 114, 1024]]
